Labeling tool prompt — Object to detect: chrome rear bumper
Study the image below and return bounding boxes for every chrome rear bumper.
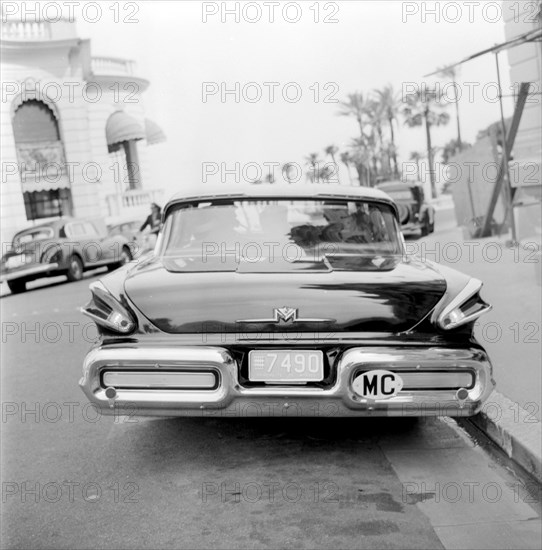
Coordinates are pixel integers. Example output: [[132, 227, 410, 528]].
[[79, 345, 494, 417]]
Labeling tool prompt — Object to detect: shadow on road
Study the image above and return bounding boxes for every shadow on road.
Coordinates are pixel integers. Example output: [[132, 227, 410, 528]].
[[0, 268, 107, 299]]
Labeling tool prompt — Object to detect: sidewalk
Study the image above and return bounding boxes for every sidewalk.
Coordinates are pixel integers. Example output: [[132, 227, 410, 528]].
[[418, 225, 541, 481]]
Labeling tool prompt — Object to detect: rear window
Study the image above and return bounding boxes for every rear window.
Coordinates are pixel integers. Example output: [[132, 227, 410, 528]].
[[161, 199, 401, 271]]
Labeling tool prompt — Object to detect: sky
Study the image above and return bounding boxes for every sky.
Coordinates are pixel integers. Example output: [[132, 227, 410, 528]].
[[73, 0, 515, 199]]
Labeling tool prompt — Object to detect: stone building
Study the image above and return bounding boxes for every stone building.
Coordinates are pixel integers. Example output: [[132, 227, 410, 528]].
[[1, 16, 166, 243]]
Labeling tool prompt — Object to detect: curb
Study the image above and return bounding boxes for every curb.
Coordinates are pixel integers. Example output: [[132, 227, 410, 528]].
[[467, 391, 542, 483]]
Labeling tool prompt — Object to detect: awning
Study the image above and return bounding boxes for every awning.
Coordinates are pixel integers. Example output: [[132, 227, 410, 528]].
[[145, 118, 166, 145], [16, 142, 71, 192], [21, 178, 70, 193], [106, 111, 145, 153]]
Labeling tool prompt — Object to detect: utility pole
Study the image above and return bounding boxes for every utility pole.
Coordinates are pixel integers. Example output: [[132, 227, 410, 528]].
[[495, 50, 517, 243]]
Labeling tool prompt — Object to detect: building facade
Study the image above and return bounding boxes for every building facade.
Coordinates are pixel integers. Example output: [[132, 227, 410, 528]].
[[1, 16, 166, 243]]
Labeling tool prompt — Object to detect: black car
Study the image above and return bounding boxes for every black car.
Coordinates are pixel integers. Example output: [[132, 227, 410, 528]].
[[80, 184, 493, 418], [377, 181, 435, 236]]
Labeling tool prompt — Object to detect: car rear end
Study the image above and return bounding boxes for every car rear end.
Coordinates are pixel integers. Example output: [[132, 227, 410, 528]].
[[377, 182, 427, 234], [79, 190, 494, 417], [0, 226, 63, 291]]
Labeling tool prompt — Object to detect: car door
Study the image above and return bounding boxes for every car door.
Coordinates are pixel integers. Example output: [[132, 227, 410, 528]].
[[64, 221, 105, 266], [82, 221, 119, 265], [63, 222, 91, 266]]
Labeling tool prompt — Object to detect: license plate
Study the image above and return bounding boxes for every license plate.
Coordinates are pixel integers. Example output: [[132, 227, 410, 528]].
[[352, 370, 404, 399], [248, 350, 324, 382]]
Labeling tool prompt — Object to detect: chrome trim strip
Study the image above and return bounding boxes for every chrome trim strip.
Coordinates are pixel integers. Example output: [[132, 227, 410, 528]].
[[237, 307, 335, 324], [103, 371, 217, 389]]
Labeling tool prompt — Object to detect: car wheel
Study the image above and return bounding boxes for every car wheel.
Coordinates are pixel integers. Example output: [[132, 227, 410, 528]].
[[7, 279, 26, 294], [107, 246, 132, 272], [67, 255, 83, 281], [397, 203, 410, 224]]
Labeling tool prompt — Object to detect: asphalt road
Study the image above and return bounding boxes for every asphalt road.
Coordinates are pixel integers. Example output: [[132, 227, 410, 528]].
[[1, 212, 541, 550]]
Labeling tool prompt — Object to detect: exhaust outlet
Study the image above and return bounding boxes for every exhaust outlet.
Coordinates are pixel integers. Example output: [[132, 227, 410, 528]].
[[456, 387, 469, 408], [105, 386, 117, 408]]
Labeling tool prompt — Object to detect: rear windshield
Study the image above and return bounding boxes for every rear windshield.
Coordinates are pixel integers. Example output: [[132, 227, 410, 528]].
[[161, 199, 401, 271]]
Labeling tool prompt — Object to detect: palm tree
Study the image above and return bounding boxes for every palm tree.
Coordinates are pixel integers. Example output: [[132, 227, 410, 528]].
[[337, 92, 370, 141], [324, 144, 340, 184], [340, 151, 354, 185], [316, 164, 334, 183], [365, 99, 386, 176], [324, 144, 338, 164], [441, 138, 470, 164], [409, 151, 424, 180], [349, 136, 372, 186], [375, 84, 401, 177], [402, 88, 450, 198], [338, 92, 386, 183], [437, 65, 462, 150], [304, 152, 321, 182]]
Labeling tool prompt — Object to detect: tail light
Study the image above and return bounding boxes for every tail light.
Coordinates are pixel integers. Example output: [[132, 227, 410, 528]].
[[81, 281, 136, 334], [436, 278, 492, 330]]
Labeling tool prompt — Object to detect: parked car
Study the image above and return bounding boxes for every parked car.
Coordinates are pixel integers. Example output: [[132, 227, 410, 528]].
[[107, 219, 155, 259], [80, 184, 494, 418], [0, 217, 133, 294], [107, 220, 141, 242], [376, 180, 435, 236]]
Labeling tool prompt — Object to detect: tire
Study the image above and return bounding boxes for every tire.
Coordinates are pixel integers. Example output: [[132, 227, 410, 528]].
[[107, 246, 132, 272], [66, 255, 83, 282], [396, 203, 410, 224], [7, 279, 26, 294], [420, 222, 429, 237], [420, 211, 433, 237]]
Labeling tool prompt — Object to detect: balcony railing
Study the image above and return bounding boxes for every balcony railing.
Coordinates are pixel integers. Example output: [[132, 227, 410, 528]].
[[105, 189, 165, 219], [92, 56, 136, 77], [1, 20, 52, 40], [122, 189, 163, 208]]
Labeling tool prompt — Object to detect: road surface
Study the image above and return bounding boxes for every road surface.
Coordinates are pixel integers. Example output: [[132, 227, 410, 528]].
[[1, 211, 540, 549]]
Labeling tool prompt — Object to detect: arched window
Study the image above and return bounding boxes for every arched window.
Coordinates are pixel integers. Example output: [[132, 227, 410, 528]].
[[13, 99, 60, 142], [13, 100, 72, 220]]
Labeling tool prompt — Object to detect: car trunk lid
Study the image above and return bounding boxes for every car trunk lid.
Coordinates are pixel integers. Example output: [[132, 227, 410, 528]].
[[124, 256, 446, 334]]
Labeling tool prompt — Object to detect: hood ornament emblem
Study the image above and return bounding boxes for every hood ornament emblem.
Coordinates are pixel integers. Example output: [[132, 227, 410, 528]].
[[236, 307, 335, 324]]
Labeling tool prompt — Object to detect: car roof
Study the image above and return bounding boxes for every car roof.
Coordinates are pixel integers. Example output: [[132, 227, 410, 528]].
[[377, 180, 421, 190], [14, 217, 77, 236], [165, 183, 397, 214]]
